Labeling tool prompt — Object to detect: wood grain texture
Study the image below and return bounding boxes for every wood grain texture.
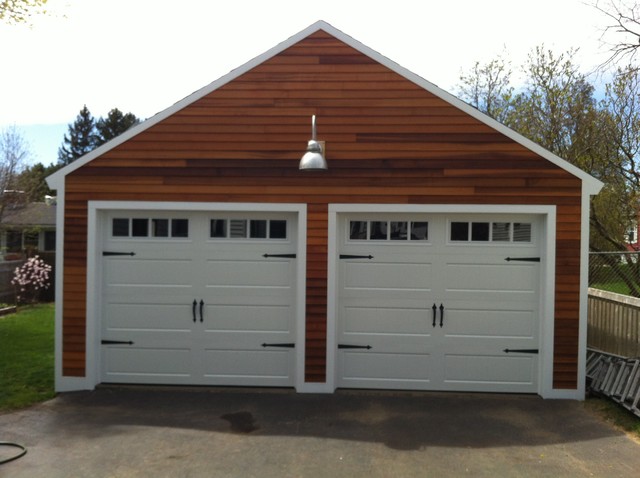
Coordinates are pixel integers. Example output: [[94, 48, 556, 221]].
[[59, 30, 586, 390]]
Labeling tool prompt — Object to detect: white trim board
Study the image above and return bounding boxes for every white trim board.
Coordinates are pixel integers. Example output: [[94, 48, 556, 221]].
[[46, 20, 603, 195]]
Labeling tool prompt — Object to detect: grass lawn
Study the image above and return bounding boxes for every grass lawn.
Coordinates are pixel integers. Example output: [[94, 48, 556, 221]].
[[0, 304, 55, 412], [590, 280, 633, 295], [584, 397, 640, 441]]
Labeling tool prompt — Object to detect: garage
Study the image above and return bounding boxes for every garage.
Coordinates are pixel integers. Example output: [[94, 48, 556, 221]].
[[48, 21, 601, 398], [334, 212, 542, 393], [99, 209, 300, 387]]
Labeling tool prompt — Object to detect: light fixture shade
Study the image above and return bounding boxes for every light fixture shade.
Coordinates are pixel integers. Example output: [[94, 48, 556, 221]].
[[299, 140, 327, 170], [299, 115, 328, 170]]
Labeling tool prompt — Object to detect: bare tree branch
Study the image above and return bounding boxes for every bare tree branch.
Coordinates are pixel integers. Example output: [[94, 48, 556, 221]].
[[592, 1, 640, 69]]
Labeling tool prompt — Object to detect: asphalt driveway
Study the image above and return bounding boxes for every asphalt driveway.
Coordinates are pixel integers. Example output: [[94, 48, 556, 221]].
[[1, 387, 639, 477]]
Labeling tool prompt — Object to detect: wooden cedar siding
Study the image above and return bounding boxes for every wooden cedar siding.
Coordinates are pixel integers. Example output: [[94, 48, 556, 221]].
[[62, 30, 583, 388]]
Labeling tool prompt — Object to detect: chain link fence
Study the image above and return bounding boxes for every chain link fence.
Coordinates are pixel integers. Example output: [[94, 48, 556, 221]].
[[589, 251, 640, 298], [588, 252, 640, 358]]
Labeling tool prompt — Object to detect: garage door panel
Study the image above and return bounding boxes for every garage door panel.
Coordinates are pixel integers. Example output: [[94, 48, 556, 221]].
[[340, 352, 433, 383], [104, 303, 192, 331], [342, 305, 433, 336], [105, 259, 195, 287], [103, 347, 192, 378], [204, 304, 292, 332], [201, 349, 292, 381], [203, 330, 292, 347], [444, 290, 537, 305], [343, 262, 434, 290], [341, 333, 432, 353], [203, 287, 293, 302], [204, 259, 293, 287], [443, 354, 536, 386], [442, 308, 535, 339], [443, 263, 538, 292]]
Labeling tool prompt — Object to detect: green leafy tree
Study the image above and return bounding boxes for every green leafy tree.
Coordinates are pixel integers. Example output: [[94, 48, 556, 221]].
[[458, 47, 640, 295], [57, 105, 99, 166], [95, 108, 140, 146], [16, 162, 62, 202], [58, 106, 140, 165], [0, 0, 47, 24]]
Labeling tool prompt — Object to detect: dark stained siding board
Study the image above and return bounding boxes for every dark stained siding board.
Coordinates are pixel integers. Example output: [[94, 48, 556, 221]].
[[62, 30, 584, 389]]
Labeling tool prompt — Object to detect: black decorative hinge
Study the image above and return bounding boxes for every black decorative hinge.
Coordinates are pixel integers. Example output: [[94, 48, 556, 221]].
[[103, 251, 136, 257], [339, 255, 374, 260], [503, 348, 539, 354], [262, 254, 297, 258], [338, 344, 372, 350], [505, 257, 540, 262], [261, 343, 295, 348], [101, 340, 134, 345]]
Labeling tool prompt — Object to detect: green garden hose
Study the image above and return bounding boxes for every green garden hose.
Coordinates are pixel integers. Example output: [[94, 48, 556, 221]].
[[0, 442, 27, 465]]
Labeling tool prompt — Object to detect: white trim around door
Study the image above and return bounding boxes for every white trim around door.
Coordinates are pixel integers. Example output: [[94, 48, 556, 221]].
[[327, 204, 563, 398], [85, 201, 308, 392]]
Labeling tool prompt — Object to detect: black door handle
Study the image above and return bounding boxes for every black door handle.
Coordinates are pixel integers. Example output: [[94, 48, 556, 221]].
[[192, 299, 197, 323], [439, 304, 444, 327], [432, 303, 437, 328], [199, 300, 204, 323]]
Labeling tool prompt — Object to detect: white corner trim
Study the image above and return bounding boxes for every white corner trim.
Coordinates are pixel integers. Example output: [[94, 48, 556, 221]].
[[575, 182, 597, 400], [53, 186, 67, 391]]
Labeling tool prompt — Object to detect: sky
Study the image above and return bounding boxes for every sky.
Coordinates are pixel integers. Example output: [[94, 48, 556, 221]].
[[0, 0, 618, 166]]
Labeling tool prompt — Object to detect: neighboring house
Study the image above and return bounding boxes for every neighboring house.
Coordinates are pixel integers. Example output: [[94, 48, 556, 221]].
[[47, 21, 602, 399], [0, 199, 56, 259]]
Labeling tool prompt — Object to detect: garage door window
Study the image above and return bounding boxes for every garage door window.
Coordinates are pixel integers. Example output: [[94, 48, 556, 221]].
[[450, 221, 531, 243], [210, 219, 288, 240], [112, 218, 189, 238], [349, 220, 428, 241]]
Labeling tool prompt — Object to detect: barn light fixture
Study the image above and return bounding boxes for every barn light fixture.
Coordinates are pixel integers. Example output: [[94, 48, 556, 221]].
[[299, 115, 328, 170]]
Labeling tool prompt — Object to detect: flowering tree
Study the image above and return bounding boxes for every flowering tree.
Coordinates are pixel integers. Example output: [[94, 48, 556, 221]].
[[12, 255, 52, 304]]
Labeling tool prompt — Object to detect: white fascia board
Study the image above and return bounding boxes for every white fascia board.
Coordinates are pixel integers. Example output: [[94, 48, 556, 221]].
[[46, 19, 604, 194]]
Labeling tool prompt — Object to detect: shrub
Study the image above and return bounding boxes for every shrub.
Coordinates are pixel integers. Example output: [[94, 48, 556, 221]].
[[12, 255, 52, 304]]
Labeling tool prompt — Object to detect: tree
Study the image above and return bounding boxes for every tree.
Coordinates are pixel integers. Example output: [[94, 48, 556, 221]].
[[58, 106, 140, 165], [0, 125, 30, 220], [16, 161, 62, 202], [507, 47, 598, 163], [457, 54, 514, 124], [0, 0, 47, 24], [95, 108, 140, 146], [592, 1, 640, 69], [457, 46, 640, 295], [591, 66, 640, 253], [57, 105, 99, 166]]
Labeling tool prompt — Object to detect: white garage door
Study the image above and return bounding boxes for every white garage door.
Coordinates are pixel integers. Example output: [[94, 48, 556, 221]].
[[337, 214, 541, 393], [100, 211, 298, 387]]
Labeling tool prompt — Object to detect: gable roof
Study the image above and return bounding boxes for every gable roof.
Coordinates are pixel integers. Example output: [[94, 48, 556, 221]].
[[47, 20, 603, 194]]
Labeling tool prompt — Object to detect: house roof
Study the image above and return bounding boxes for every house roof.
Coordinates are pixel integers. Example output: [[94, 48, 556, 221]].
[[46, 20, 603, 195], [1, 202, 56, 227]]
